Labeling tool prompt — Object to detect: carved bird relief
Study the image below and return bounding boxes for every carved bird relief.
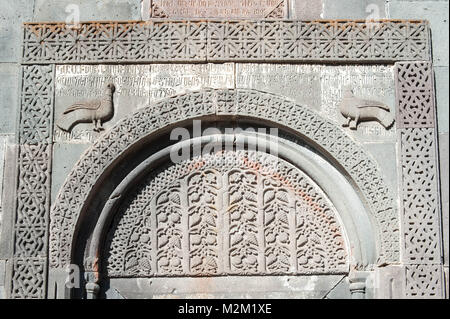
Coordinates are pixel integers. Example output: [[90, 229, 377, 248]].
[[339, 88, 395, 130], [56, 83, 116, 132]]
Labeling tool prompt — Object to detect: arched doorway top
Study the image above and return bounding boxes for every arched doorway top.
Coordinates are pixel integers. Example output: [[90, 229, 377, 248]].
[[50, 89, 399, 269]]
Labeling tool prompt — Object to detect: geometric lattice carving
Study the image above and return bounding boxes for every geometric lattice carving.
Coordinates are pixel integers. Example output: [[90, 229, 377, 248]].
[[23, 21, 208, 64], [395, 62, 435, 128], [105, 150, 348, 277], [10, 258, 46, 299], [11, 65, 54, 299], [51, 89, 398, 270], [23, 20, 430, 64], [400, 128, 440, 264], [19, 65, 54, 144], [207, 20, 430, 62], [396, 61, 443, 298], [405, 265, 443, 299]]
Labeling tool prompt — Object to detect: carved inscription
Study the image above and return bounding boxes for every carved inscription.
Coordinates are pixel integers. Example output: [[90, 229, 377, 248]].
[[151, 0, 286, 18], [54, 64, 234, 143], [54, 65, 151, 143], [237, 64, 396, 141], [150, 64, 234, 103]]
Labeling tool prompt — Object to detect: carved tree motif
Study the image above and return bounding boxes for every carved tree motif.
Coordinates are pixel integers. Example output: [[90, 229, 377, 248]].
[[104, 150, 349, 277]]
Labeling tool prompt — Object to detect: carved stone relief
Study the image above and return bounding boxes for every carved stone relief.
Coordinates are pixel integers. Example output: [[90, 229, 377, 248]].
[[339, 88, 395, 130], [9, 19, 441, 299], [150, 0, 287, 19], [105, 150, 348, 277], [396, 62, 443, 298], [22, 21, 430, 64], [236, 64, 396, 141], [54, 64, 235, 143], [50, 89, 398, 271], [10, 65, 54, 299]]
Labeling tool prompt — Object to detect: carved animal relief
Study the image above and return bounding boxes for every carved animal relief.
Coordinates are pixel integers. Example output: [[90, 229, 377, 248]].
[[56, 83, 116, 132], [105, 151, 349, 277], [339, 88, 395, 130]]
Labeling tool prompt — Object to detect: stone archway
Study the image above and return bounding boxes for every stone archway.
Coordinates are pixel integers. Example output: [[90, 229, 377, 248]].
[[49, 89, 399, 298]]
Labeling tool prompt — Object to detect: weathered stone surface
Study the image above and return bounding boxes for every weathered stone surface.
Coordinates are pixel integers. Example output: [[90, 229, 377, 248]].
[[107, 276, 346, 299], [50, 89, 399, 273], [150, 0, 287, 18], [0, 136, 5, 216], [388, 0, 449, 67], [0, 64, 19, 133], [374, 265, 405, 299], [149, 63, 234, 104], [0, 140, 16, 261], [0, 1, 34, 62], [0, 259, 5, 299], [439, 132, 449, 266], [435, 66, 449, 133], [1, 6, 446, 299], [290, 0, 323, 20], [237, 64, 396, 142], [21, 21, 431, 64], [53, 64, 234, 143], [33, 0, 141, 22], [323, 0, 387, 19]]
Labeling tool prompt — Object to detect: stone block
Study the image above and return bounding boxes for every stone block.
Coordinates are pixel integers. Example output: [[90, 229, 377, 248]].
[[435, 67, 449, 134], [323, 0, 387, 19], [388, 0, 449, 67], [0, 259, 5, 299], [0, 64, 19, 134], [375, 266, 406, 299], [51, 143, 90, 204], [290, 0, 323, 20], [236, 63, 397, 143], [0, 1, 34, 62], [33, 0, 141, 22], [0, 141, 17, 260], [363, 142, 399, 201], [149, 0, 287, 19], [439, 133, 449, 266]]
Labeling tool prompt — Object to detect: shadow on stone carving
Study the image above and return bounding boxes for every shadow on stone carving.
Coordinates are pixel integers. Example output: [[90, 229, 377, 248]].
[[339, 88, 395, 130], [56, 83, 115, 132]]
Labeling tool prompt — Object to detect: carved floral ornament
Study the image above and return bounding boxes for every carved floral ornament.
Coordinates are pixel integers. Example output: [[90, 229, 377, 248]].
[[50, 89, 399, 273], [12, 18, 442, 298]]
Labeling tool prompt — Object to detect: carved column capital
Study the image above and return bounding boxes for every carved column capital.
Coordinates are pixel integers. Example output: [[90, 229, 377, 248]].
[[349, 271, 370, 299]]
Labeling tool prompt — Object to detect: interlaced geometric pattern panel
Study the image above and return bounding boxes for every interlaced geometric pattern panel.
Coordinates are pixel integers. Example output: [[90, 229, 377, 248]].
[[207, 20, 430, 62], [395, 62, 435, 128], [11, 65, 54, 299], [11, 258, 46, 299], [396, 62, 443, 298], [400, 129, 440, 263], [105, 150, 348, 277], [50, 89, 398, 270], [23, 21, 207, 64], [22, 21, 430, 64], [405, 265, 442, 298]]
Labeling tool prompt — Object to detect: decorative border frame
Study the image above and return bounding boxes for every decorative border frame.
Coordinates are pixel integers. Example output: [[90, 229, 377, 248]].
[[22, 20, 430, 64], [9, 19, 443, 299]]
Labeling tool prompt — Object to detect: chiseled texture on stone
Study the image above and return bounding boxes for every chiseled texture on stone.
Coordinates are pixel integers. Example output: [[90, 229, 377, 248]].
[[50, 89, 399, 271], [0, 0, 447, 300], [21, 20, 431, 64]]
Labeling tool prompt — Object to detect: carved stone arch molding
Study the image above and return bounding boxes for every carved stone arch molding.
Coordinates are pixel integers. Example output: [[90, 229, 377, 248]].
[[50, 89, 399, 295]]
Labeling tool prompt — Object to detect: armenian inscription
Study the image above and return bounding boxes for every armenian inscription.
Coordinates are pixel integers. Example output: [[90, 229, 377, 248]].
[[54, 64, 234, 143], [237, 64, 396, 141], [151, 0, 286, 18]]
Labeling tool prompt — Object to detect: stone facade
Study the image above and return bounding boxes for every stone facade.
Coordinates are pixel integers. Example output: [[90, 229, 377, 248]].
[[0, 0, 448, 299]]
